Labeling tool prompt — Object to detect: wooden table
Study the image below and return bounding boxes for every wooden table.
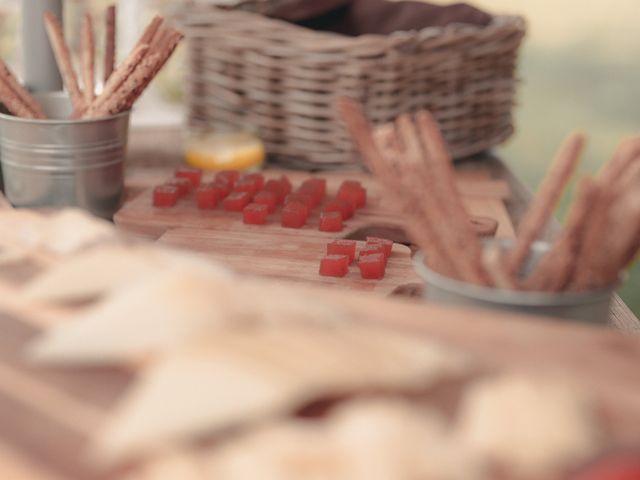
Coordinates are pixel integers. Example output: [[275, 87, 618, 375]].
[[124, 127, 640, 333]]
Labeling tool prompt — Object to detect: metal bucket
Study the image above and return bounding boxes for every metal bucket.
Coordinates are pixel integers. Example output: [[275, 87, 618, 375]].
[[414, 241, 616, 325], [0, 92, 130, 219]]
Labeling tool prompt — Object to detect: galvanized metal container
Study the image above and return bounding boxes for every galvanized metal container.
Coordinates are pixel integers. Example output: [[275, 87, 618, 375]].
[[414, 241, 616, 325], [0, 92, 130, 219]]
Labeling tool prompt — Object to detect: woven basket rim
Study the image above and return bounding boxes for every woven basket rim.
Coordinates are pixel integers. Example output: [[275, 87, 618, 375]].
[[181, 4, 526, 46]]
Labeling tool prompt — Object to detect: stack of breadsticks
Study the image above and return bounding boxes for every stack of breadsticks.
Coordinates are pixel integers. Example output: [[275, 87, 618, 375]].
[[44, 7, 183, 120], [0, 7, 183, 121], [337, 97, 640, 293]]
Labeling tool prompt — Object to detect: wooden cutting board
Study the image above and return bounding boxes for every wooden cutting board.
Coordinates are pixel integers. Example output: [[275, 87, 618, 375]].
[[158, 228, 421, 294], [115, 169, 516, 240]]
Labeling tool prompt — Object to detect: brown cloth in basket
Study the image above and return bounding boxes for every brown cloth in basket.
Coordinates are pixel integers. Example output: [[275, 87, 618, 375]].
[[271, 0, 492, 36]]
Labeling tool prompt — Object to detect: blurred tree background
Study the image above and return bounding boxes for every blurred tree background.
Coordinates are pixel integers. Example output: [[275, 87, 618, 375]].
[[0, 0, 637, 312]]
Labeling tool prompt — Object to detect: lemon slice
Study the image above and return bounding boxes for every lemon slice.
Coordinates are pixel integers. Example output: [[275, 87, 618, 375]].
[[184, 132, 265, 171]]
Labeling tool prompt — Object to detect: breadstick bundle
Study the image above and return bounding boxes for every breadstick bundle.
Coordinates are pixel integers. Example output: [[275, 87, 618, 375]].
[[42, 6, 184, 120], [0, 59, 47, 119], [337, 97, 640, 293]]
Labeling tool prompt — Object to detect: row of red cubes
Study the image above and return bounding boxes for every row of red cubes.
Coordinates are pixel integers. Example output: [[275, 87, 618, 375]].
[[153, 167, 368, 231], [320, 238, 393, 280]]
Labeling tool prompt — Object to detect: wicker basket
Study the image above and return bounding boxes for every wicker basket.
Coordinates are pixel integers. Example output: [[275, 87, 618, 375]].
[[182, 2, 526, 168]]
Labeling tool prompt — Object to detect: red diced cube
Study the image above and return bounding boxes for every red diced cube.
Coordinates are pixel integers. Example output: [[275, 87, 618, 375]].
[[301, 178, 326, 196], [164, 177, 193, 197], [358, 253, 386, 279], [212, 180, 232, 199], [323, 199, 354, 220], [175, 166, 202, 187], [366, 237, 394, 258], [285, 193, 313, 213], [298, 184, 323, 207], [281, 202, 308, 228], [253, 190, 278, 213], [279, 176, 292, 195], [341, 180, 362, 190], [153, 185, 179, 208], [244, 173, 264, 190], [196, 184, 218, 209], [319, 255, 349, 277], [327, 240, 356, 263], [263, 180, 286, 203], [243, 203, 269, 225], [215, 170, 240, 187], [234, 178, 260, 195], [319, 211, 343, 232], [359, 244, 386, 262], [337, 185, 366, 209], [223, 191, 252, 211]]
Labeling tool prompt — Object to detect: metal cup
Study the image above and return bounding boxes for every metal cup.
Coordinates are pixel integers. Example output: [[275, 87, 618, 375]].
[[413, 240, 616, 325], [0, 92, 130, 219]]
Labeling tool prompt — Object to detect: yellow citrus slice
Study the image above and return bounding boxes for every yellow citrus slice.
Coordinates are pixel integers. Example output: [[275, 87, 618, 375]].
[[184, 132, 265, 171]]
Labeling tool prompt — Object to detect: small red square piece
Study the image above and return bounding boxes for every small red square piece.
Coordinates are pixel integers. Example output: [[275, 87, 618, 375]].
[[323, 199, 354, 220], [285, 193, 313, 213], [223, 191, 252, 211], [196, 184, 218, 209], [234, 178, 260, 195], [319, 211, 343, 232], [212, 181, 232, 199], [153, 185, 179, 207], [175, 166, 202, 187], [341, 180, 362, 190], [319, 255, 349, 277], [359, 244, 386, 261], [358, 253, 386, 279], [366, 237, 394, 258], [215, 170, 240, 187], [164, 177, 193, 197], [279, 176, 292, 196], [243, 203, 269, 225], [263, 180, 287, 203], [327, 240, 356, 263], [281, 202, 308, 228], [244, 173, 264, 190], [253, 191, 278, 213], [337, 185, 366, 209]]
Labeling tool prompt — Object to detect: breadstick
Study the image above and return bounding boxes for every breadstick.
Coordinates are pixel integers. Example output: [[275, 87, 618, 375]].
[[81, 13, 95, 105], [597, 136, 640, 186], [122, 29, 184, 111], [414, 110, 488, 281], [0, 77, 37, 118], [104, 5, 116, 83], [43, 12, 84, 112], [483, 244, 517, 290], [336, 97, 458, 277], [0, 60, 46, 119], [524, 178, 600, 291], [139, 15, 164, 46], [505, 132, 585, 277], [396, 114, 489, 285], [83, 43, 150, 118], [91, 53, 162, 117]]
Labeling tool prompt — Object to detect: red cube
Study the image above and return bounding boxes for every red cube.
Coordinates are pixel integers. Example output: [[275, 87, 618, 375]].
[[285, 193, 313, 213], [281, 202, 308, 228], [319, 211, 343, 232], [366, 237, 394, 258], [223, 191, 252, 211], [337, 185, 366, 209], [244, 173, 264, 190], [341, 180, 362, 190], [215, 170, 240, 187], [153, 185, 179, 208], [327, 239, 356, 263], [175, 166, 202, 188], [263, 179, 287, 203], [359, 244, 386, 262], [253, 190, 278, 213], [196, 184, 218, 209], [212, 180, 232, 199], [243, 203, 269, 225], [323, 199, 354, 220], [319, 255, 349, 277], [279, 175, 292, 195], [298, 185, 323, 207], [164, 177, 193, 197], [358, 253, 386, 279], [234, 178, 260, 195], [301, 178, 326, 196]]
